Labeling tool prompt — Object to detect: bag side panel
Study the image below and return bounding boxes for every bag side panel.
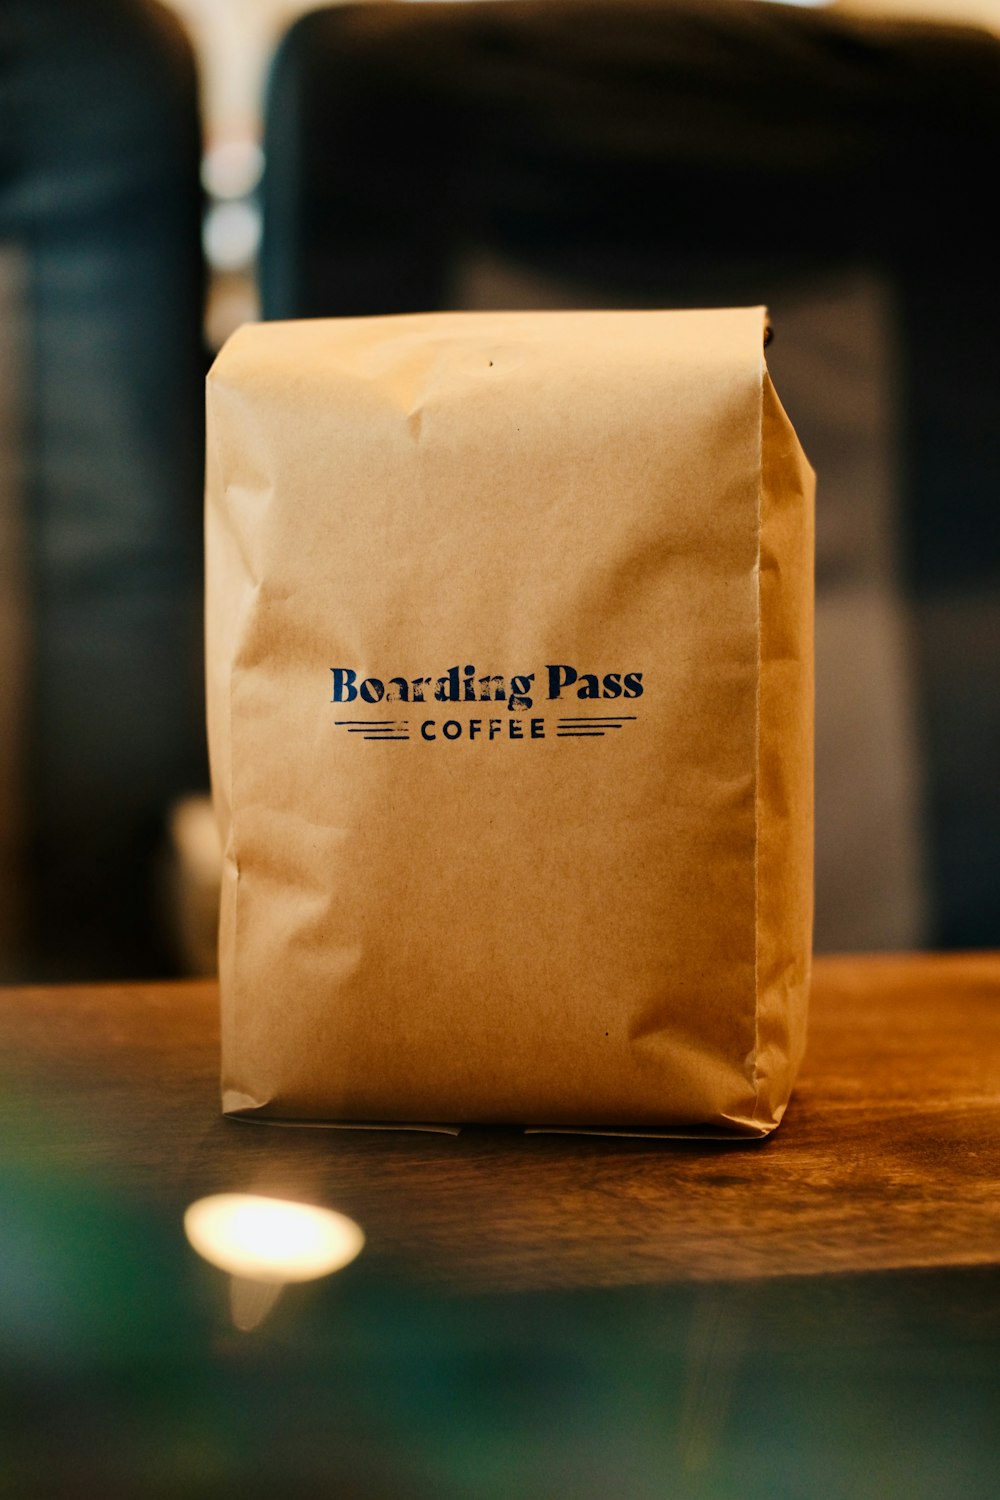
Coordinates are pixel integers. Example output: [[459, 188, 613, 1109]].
[[205, 346, 276, 1112], [753, 372, 815, 1130]]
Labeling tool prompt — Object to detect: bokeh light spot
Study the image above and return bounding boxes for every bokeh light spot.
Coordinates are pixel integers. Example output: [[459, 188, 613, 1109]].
[[184, 1194, 365, 1283]]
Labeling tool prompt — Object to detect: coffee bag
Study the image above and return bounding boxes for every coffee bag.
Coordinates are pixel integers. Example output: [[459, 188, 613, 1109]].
[[206, 308, 814, 1135]]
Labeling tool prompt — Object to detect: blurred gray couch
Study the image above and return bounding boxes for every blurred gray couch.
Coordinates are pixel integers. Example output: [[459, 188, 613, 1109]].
[[0, 0, 207, 979], [260, 0, 1000, 953]]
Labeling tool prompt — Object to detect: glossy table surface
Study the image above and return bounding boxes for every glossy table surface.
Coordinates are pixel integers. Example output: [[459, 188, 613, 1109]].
[[2, 954, 999, 1499]]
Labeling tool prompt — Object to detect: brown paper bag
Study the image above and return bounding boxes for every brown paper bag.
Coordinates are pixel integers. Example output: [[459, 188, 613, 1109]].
[[206, 308, 814, 1137]]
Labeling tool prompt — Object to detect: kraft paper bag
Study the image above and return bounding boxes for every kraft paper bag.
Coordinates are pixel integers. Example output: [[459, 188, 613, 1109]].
[[206, 308, 814, 1137]]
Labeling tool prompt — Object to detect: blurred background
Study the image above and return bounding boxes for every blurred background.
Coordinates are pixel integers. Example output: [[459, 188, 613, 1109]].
[[1, 0, 998, 981]]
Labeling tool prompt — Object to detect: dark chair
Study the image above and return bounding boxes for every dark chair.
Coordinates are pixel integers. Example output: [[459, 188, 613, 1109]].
[[0, 0, 207, 978], [261, 0, 1000, 952]]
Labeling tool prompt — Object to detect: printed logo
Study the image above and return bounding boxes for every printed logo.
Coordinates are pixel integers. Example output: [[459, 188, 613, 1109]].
[[331, 664, 643, 745]]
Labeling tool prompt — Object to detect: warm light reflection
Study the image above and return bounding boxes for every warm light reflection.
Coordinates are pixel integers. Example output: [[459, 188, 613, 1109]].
[[229, 1276, 284, 1334], [184, 1194, 365, 1283]]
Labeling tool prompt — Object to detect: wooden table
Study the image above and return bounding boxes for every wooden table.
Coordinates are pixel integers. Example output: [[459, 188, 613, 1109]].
[[2, 954, 999, 1500], [2, 953, 998, 1292]]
